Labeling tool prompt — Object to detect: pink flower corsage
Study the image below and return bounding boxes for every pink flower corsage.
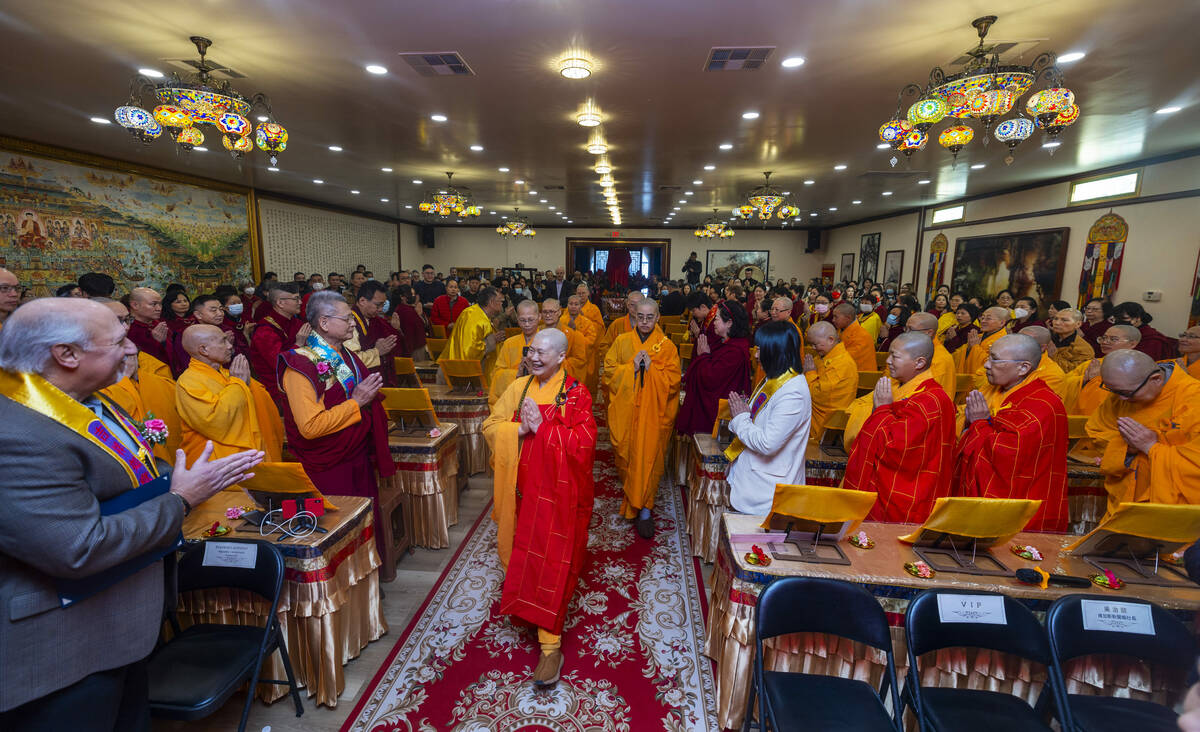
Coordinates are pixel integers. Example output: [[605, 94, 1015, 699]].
[[226, 506, 245, 520], [139, 414, 169, 446], [315, 361, 332, 380], [849, 531, 875, 549]]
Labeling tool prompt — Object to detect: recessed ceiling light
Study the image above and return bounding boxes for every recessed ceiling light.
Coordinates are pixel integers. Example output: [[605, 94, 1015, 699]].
[[540, 199, 548, 203], [501, 215, 508, 219], [833, 164, 847, 171], [138, 67, 163, 78], [405, 204, 413, 209], [673, 206, 681, 210], [549, 206, 557, 210], [678, 199, 687, 203], [685, 191, 694, 196], [469, 144, 484, 152], [719, 143, 733, 150], [852, 200, 862, 204], [267, 166, 279, 172], [530, 190, 538, 195], [970, 163, 986, 170], [365, 64, 388, 75], [567, 220, 573, 223], [489, 210, 496, 215], [881, 191, 893, 196], [704, 164, 716, 170], [430, 113, 448, 122], [781, 56, 806, 68], [380, 198, 389, 202], [810, 212, 818, 216], [782, 190, 791, 195], [350, 189, 360, 194], [328, 145, 343, 152], [192, 146, 208, 152], [876, 143, 891, 149], [559, 56, 593, 79], [828, 207, 838, 211], [692, 179, 703, 185], [514, 179, 525, 185], [1156, 106, 1182, 115], [381, 167, 393, 172], [918, 179, 931, 184], [498, 167, 509, 172], [1057, 52, 1085, 64], [803, 179, 815, 185], [1043, 140, 1061, 149], [90, 116, 111, 124], [742, 111, 760, 120], [313, 179, 324, 184]]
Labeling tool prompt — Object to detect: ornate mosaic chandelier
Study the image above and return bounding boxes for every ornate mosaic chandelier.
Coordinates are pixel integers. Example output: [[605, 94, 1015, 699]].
[[418, 172, 482, 219], [694, 209, 735, 240], [495, 208, 536, 238], [113, 36, 288, 164], [734, 172, 800, 225], [878, 16, 1079, 166]]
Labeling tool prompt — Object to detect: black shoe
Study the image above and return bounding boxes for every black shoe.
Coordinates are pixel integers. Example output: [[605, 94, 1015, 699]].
[[635, 513, 654, 539]]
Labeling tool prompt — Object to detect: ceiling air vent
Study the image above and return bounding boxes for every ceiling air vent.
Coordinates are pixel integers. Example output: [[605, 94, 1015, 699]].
[[163, 58, 247, 79], [399, 52, 475, 76], [541, 184, 566, 191], [657, 185, 683, 192], [704, 46, 774, 71]]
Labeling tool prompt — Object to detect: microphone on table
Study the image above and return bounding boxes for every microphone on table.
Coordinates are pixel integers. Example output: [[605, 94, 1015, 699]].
[[1015, 567, 1093, 589]]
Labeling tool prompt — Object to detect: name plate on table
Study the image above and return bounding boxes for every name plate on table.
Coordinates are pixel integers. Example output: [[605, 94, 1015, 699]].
[[937, 594, 1007, 625], [1080, 599, 1155, 635], [202, 541, 258, 569]]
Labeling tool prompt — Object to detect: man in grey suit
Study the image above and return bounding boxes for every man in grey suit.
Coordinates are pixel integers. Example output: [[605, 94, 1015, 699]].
[[0, 298, 263, 731]]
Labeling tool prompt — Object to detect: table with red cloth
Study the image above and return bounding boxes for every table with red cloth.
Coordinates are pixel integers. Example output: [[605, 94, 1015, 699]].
[[706, 512, 1200, 731], [179, 495, 386, 708], [427, 384, 490, 476], [386, 423, 461, 551]]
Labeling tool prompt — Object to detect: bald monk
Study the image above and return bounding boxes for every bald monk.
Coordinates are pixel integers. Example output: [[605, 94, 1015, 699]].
[[955, 334, 1069, 532], [0, 267, 19, 330], [439, 286, 503, 375], [1085, 350, 1200, 517], [769, 296, 806, 350], [801, 321, 858, 442], [482, 328, 596, 687], [1173, 325, 1200, 380], [957, 306, 1009, 375], [249, 285, 309, 406], [598, 291, 643, 362], [573, 283, 605, 336], [905, 312, 956, 396], [175, 324, 283, 466], [975, 325, 1064, 393], [489, 300, 541, 406], [1058, 324, 1141, 416], [603, 298, 681, 538], [831, 302, 876, 372], [541, 298, 588, 382], [107, 294, 183, 461], [843, 332, 955, 523], [96, 298, 148, 423], [560, 294, 601, 395], [126, 287, 172, 368]]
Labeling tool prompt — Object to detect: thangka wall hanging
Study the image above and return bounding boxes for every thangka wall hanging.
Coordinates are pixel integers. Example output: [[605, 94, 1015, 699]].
[[1076, 212, 1128, 307], [924, 233, 948, 301]]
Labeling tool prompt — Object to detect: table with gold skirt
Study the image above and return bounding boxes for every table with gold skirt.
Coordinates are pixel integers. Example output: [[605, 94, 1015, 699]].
[[706, 513, 1199, 731], [427, 384, 490, 476], [387, 423, 461, 551], [178, 495, 386, 709], [415, 360, 440, 385]]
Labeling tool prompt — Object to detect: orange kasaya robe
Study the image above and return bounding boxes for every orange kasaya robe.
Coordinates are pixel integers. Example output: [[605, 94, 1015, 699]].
[[489, 331, 536, 407], [930, 339, 957, 397], [840, 319, 877, 372], [100, 374, 147, 423], [481, 369, 597, 635], [842, 371, 955, 523], [539, 324, 589, 385], [804, 342, 858, 442], [598, 315, 634, 366], [953, 376, 1069, 533], [175, 358, 284, 466], [135, 351, 181, 462], [559, 311, 601, 396], [1085, 364, 1200, 518], [972, 351, 1065, 393], [1058, 358, 1108, 416], [579, 300, 605, 337], [603, 327, 681, 518], [1175, 355, 1200, 381], [957, 328, 1005, 375]]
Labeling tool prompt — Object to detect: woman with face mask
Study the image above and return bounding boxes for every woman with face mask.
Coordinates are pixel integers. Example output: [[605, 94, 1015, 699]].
[[808, 294, 832, 327], [878, 304, 912, 351], [942, 302, 982, 353], [217, 292, 252, 357], [855, 296, 883, 342]]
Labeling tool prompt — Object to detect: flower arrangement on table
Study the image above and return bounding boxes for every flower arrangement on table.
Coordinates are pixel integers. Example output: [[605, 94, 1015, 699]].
[[1009, 543, 1043, 561], [745, 544, 772, 566], [904, 560, 935, 579]]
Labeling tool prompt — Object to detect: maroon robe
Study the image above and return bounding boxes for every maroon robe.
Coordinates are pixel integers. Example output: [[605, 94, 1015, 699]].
[[352, 306, 403, 386], [392, 302, 427, 356], [1135, 324, 1178, 362], [277, 346, 395, 551], [675, 336, 751, 435], [219, 318, 250, 359], [250, 312, 302, 405], [165, 316, 196, 378], [1010, 317, 1044, 334], [1080, 320, 1108, 357], [127, 318, 171, 367], [501, 376, 597, 634]]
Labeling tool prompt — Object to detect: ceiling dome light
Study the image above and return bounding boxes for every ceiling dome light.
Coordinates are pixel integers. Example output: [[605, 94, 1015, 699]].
[[586, 129, 608, 154], [594, 156, 612, 174], [559, 56, 593, 79], [577, 100, 602, 127], [742, 111, 760, 120], [365, 64, 388, 75], [430, 114, 448, 122], [781, 56, 806, 68]]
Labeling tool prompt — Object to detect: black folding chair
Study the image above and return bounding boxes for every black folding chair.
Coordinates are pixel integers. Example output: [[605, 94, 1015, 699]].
[[902, 589, 1064, 731], [743, 576, 902, 732], [1046, 593, 1194, 731], [147, 539, 303, 732]]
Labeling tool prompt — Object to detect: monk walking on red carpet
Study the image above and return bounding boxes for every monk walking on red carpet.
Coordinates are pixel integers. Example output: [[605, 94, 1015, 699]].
[[482, 328, 597, 688]]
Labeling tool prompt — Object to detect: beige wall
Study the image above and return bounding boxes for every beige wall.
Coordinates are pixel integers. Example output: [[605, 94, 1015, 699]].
[[823, 155, 1200, 334]]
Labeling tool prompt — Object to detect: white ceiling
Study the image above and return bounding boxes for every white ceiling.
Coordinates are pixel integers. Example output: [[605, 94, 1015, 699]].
[[0, 0, 1197, 230]]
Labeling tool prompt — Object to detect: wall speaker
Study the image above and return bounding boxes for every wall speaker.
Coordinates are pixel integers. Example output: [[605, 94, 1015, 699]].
[[805, 228, 827, 253], [420, 225, 436, 248]]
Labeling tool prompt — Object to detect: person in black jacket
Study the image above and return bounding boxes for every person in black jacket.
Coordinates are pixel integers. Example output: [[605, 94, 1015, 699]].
[[681, 252, 702, 285], [660, 280, 686, 317]]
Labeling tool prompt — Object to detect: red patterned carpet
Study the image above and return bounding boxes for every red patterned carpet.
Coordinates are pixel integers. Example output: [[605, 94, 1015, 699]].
[[341, 413, 719, 731]]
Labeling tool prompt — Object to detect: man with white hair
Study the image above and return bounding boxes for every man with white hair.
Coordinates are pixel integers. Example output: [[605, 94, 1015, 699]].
[[482, 328, 597, 688], [954, 333, 1069, 532], [277, 291, 393, 553], [1047, 307, 1094, 372], [0, 298, 261, 727]]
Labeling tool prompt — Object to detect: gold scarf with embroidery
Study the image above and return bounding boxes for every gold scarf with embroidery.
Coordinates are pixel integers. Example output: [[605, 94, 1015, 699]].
[[723, 368, 799, 462]]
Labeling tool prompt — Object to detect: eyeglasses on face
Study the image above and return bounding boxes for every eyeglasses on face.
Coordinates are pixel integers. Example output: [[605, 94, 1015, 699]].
[[0, 284, 21, 294], [323, 314, 355, 324], [1100, 366, 1161, 399]]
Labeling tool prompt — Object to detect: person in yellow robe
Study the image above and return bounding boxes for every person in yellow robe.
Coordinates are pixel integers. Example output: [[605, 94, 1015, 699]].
[[830, 302, 877, 372], [1058, 325, 1141, 415], [439, 286, 503, 375], [573, 283, 606, 336], [802, 321, 858, 442], [936, 293, 965, 337], [1174, 325, 1200, 380], [905, 312, 956, 396], [489, 300, 541, 406], [1085, 350, 1200, 517], [95, 298, 148, 422], [175, 324, 284, 467], [560, 294, 601, 395], [957, 306, 1009, 374], [598, 291, 643, 363], [541, 298, 588, 382], [602, 298, 680, 538], [856, 297, 883, 342], [975, 325, 1064, 392]]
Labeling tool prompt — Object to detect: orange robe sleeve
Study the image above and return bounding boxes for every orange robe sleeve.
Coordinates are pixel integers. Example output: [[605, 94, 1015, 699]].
[[136, 350, 181, 462], [100, 375, 147, 423], [488, 334, 529, 408], [281, 368, 361, 440], [841, 320, 877, 372]]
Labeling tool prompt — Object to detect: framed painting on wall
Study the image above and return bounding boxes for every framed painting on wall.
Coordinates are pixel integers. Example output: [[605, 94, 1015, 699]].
[[840, 253, 855, 283], [950, 227, 1070, 305], [859, 233, 880, 282], [882, 250, 906, 287], [707, 249, 769, 284]]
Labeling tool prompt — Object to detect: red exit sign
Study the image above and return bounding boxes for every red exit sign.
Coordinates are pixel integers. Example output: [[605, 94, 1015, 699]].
[[611, 230, 621, 237]]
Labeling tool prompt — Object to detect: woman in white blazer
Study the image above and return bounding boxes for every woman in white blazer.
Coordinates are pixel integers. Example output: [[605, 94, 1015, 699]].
[[726, 320, 812, 515]]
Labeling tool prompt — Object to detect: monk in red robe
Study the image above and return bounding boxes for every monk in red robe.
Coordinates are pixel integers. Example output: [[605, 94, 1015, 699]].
[[348, 280, 400, 385], [482, 328, 597, 688], [127, 287, 172, 367], [391, 284, 428, 358], [277, 291, 394, 553], [955, 333, 1069, 532], [842, 332, 955, 523], [675, 300, 751, 435], [250, 284, 308, 406]]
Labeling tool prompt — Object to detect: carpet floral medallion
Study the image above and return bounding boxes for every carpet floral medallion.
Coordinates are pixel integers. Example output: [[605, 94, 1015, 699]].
[[342, 418, 718, 732]]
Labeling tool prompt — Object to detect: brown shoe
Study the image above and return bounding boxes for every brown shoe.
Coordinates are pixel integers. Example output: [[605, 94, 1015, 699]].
[[635, 513, 654, 539], [532, 649, 564, 688]]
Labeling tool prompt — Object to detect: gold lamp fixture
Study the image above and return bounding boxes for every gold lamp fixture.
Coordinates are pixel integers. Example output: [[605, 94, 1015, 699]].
[[495, 208, 536, 238], [417, 172, 482, 218]]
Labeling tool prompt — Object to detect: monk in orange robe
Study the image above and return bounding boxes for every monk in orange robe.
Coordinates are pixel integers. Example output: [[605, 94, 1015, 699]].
[[540, 299, 588, 382], [1085, 350, 1200, 518], [1173, 325, 1200, 380], [560, 294, 601, 395], [482, 328, 596, 688], [1058, 324, 1141, 415], [95, 298, 148, 422], [175, 324, 284, 467], [831, 302, 877, 372], [843, 332, 955, 523], [957, 306, 1008, 375], [573, 283, 606, 336], [603, 298, 680, 538], [905, 312, 956, 396], [802, 321, 858, 442], [489, 300, 540, 406], [974, 325, 1065, 392], [598, 291, 642, 364], [955, 333, 1069, 532]]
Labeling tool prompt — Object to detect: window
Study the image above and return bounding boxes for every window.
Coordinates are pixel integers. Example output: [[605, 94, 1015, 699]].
[[931, 205, 964, 224], [1070, 170, 1140, 205]]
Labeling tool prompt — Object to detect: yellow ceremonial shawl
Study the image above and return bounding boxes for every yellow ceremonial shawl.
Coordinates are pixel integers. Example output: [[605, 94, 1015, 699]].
[[724, 368, 799, 462], [439, 303, 497, 374]]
